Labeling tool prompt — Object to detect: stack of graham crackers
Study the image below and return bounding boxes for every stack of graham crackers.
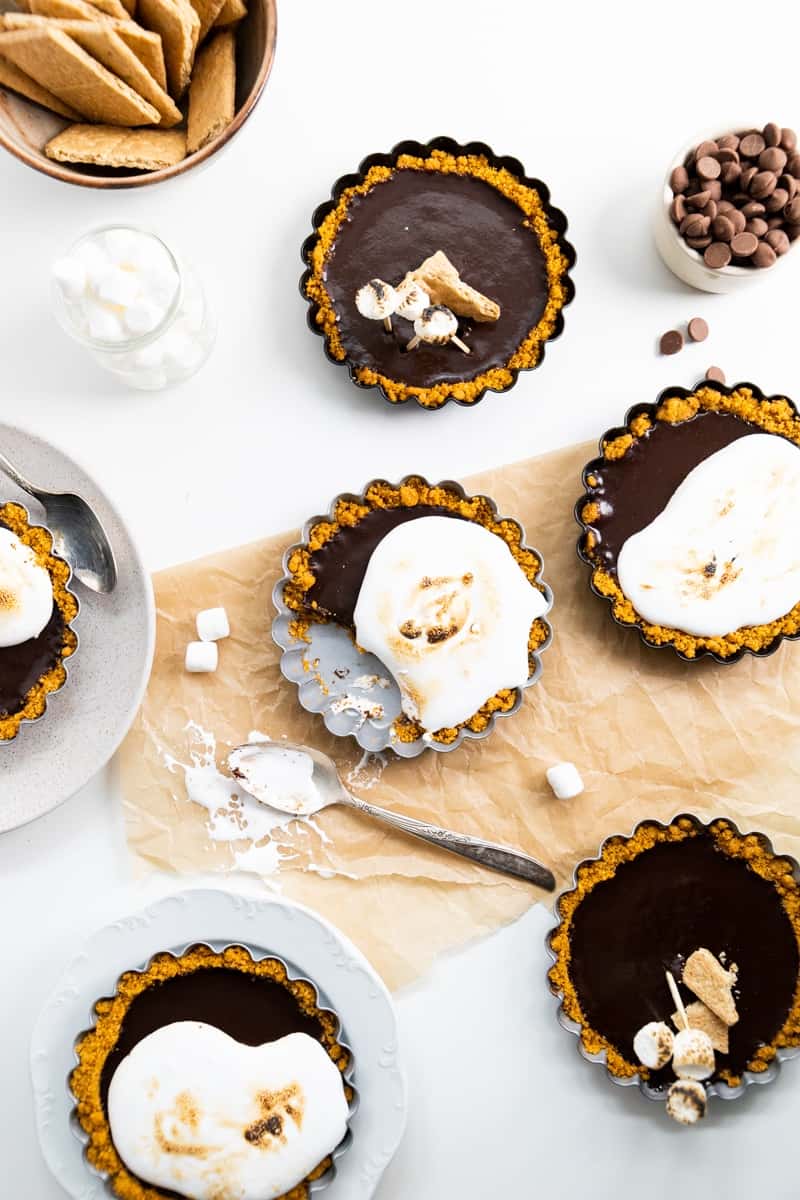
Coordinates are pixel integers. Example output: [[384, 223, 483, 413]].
[[0, 0, 242, 170]]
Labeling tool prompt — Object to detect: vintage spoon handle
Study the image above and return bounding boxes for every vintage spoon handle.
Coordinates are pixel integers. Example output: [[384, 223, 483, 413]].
[[342, 793, 555, 890], [0, 450, 37, 498]]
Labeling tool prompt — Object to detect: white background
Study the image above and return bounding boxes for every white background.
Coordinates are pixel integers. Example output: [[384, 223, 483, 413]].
[[3, 1, 800, 1196]]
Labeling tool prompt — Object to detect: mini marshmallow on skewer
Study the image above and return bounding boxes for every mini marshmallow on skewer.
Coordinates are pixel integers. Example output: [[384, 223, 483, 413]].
[[407, 305, 471, 355], [394, 277, 430, 322], [355, 278, 398, 333]]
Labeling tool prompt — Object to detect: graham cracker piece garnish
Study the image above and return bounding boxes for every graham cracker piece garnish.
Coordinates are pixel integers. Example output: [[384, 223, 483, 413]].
[[683, 948, 739, 1027], [410, 249, 501, 322], [0, 55, 81, 118], [24, 0, 136, 21], [187, 29, 234, 153], [64, 22, 182, 125], [46, 122, 186, 167], [213, 0, 245, 27], [188, 0, 225, 41], [137, 0, 199, 97], [0, 27, 159, 124], [17, 4, 168, 89], [672, 1001, 730, 1055]]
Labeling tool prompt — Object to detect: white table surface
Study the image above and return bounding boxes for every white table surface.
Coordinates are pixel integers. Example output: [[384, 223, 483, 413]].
[[2, 1, 800, 1196]]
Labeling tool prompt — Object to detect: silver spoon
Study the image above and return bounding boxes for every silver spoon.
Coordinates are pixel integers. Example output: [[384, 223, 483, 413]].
[[0, 449, 118, 593], [227, 741, 556, 891]]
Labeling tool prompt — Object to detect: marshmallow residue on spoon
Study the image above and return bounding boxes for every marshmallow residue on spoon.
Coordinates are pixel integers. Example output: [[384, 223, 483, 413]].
[[228, 745, 326, 815], [353, 515, 548, 733], [617, 434, 800, 637], [0, 527, 54, 648]]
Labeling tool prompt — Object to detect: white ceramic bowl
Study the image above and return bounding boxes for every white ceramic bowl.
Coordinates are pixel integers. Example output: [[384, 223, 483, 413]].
[[654, 123, 800, 294]]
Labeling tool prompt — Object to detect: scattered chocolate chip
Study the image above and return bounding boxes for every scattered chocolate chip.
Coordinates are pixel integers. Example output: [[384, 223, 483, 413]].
[[688, 316, 709, 342], [697, 155, 721, 180], [731, 231, 759, 256], [752, 241, 777, 268], [704, 241, 732, 268], [706, 366, 726, 383], [660, 329, 684, 355], [740, 132, 766, 158]]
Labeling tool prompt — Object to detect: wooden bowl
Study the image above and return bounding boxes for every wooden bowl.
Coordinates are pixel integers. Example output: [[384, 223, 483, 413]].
[[0, 0, 276, 188]]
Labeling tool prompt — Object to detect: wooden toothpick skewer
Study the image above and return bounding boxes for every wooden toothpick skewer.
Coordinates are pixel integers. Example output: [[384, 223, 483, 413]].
[[451, 333, 471, 355], [666, 970, 689, 1030]]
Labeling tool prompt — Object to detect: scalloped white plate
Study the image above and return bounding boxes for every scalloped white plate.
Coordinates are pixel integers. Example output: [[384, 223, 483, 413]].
[[30, 888, 407, 1200]]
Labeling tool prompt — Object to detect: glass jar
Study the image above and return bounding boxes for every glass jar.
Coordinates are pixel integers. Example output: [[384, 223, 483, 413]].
[[51, 224, 216, 391]]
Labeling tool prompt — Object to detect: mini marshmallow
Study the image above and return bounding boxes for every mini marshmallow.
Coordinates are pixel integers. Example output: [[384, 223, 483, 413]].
[[97, 266, 140, 309], [672, 1028, 715, 1081], [52, 256, 87, 300], [73, 238, 111, 286], [666, 1079, 707, 1126], [197, 606, 230, 642], [124, 301, 164, 337], [413, 304, 457, 344], [104, 227, 138, 262], [355, 279, 398, 327], [164, 331, 204, 372], [633, 1021, 674, 1071], [87, 304, 125, 343], [185, 641, 218, 673], [546, 762, 584, 800], [394, 278, 430, 322]]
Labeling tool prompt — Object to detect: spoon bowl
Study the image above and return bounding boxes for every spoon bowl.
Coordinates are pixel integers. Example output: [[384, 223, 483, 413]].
[[228, 740, 556, 890], [0, 450, 117, 593]]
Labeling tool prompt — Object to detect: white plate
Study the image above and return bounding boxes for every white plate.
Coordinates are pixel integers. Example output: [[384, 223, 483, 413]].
[[0, 420, 155, 832], [30, 888, 407, 1200]]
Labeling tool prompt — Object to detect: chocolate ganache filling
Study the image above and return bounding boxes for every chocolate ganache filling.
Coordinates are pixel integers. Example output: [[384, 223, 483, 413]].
[[324, 170, 549, 389], [568, 834, 799, 1087], [0, 516, 64, 718]]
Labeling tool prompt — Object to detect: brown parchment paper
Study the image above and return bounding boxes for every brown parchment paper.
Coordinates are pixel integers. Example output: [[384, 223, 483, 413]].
[[119, 440, 800, 990]]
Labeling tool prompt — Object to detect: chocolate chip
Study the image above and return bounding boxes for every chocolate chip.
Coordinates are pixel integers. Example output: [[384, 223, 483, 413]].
[[706, 180, 722, 201], [697, 155, 721, 180], [670, 195, 687, 224], [719, 161, 742, 186], [687, 317, 709, 342], [670, 165, 690, 194], [706, 366, 726, 383], [704, 242, 732, 268], [752, 241, 777, 268], [702, 200, 718, 220], [729, 208, 747, 233], [767, 216, 785, 230], [687, 190, 712, 209], [741, 200, 766, 217], [785, 196, 800, 223], [740, 132, 766, 158], [788, 223, 800, 241], [731, 231, 759, 256], [718, 134, 740, 150], [695, 140, 719, 160], [745, 218, 768, 238], [759, 146, 787, 173], [789, 154, 800, 179], [750, 171, 777, 199], [681, 214, 710, 238], [712, 215, 735, 241], [779, 174, 799, 197], [716, 200, 735, 213], [740, 165, 758, 190], [660, 329, 684, 355], [766, 228, 790, 254], [716, 147, 739, 164], [686, 235, 712, 249], [781, 128, 798, 152], [763, 122, 782, 147], [765, 188, 789, 212]]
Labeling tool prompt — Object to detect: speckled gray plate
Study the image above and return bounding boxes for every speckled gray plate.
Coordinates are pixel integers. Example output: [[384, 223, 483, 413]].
[[0, 422, 155, 832]]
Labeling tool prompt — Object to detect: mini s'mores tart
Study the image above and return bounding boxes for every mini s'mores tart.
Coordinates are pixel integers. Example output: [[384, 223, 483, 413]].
[[577, 383, 800, 661], [547, 816, 800, 1120], [302, 137, 575, 410], [0, 501, 78, 741], [70, 944, 355, 1200], [276, 477, 552, 752]]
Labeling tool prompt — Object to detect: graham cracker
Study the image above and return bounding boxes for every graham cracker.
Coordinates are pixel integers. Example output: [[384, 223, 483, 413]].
[[0, 28, 160, 124], [683, 948, 739, 1027], [137, 0, 199, 98], [73, 0, 131, 19], [46, 122, 186, 167], [0, 56, 81, 118], [672, 1001, 730, 1055], [188, 0, 225, 41], [17, 5, 167, 89], [187, 29, 233, 153], [410, 250, 501, 322], [65, 22, 182, 125], [213, 0, 245, 27]]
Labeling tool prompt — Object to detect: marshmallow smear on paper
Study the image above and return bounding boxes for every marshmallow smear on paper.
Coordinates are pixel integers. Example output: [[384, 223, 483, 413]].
[[0, 527, 53, 648], [108, 1024, 348, 1200], [617, 435, 800, 638], [354, 516, 548, 732]]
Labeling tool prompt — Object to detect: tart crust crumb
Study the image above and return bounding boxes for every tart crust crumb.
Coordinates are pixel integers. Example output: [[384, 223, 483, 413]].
[[305, 150, 571, 408]]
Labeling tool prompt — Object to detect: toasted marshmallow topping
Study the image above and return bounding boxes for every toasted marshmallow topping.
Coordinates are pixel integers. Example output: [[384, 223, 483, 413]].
[[394, 278, 430, 322], [355, 278, 398, 321], [617, 435, 800, 638], [672, 1027, 715, 1081], [412, 304, 458, 344], [0, 527, 54, 649], [666, 1078, 707, 1126], [353, 516, 548, 733], [228, 745, 325, 815], [633, 1021, 674, 1070], [108, 1024, 348, 1200]]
